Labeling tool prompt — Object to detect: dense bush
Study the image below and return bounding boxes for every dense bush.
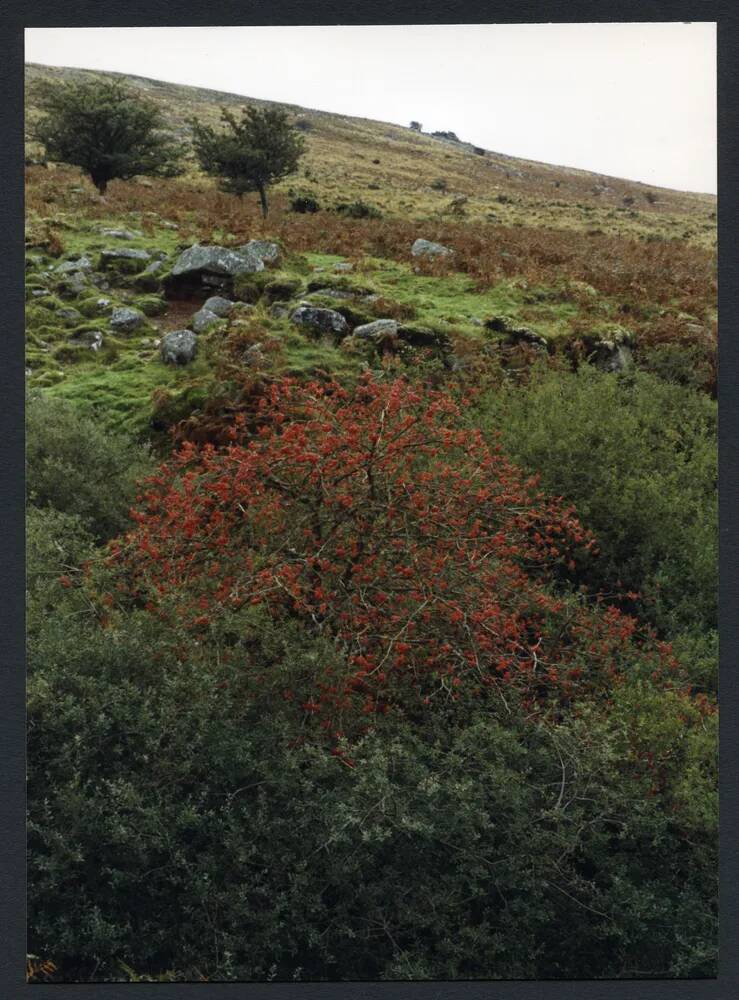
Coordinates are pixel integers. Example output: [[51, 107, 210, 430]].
[[26, 391, 152, 541], [289, 191, 321, 213], [334, 200, 382, 219], [26, 375, 718, 983], [477, 366, 717, 642], [28, 602, 716, 981]]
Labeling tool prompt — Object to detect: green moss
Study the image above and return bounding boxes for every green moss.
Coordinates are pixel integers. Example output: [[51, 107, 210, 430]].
[[133, 294, 167, 317], [33, 370, 66, 387], [33, 324, 66, 343], [263, 277, 302, 304], [30, 293, 65, 312], [47, 353, 211, 438], [76, 296, 114, 318], [132, 269, 167, 292], [98, 254, 151, 277], [233, 270, 273, 304], [51, 343, 91, 365]]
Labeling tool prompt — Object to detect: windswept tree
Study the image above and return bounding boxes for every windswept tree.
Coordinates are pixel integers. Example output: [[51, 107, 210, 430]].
[[191, 105, 305, 218], [31, 78, 185, 194]]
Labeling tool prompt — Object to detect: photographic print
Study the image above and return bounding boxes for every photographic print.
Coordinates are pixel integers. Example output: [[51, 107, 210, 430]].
[[24, 23, 718, 983]]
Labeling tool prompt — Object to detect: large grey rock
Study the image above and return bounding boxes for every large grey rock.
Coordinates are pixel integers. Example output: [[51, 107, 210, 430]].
[[100, 247, 151, 263], [171, 244, 264, 279], [110, 307, 146, 333], [160, 329, 198, 365], [411, 238, 454, 258], [353, 319, 399, 340], [238, 240, 281, 266], [56, 256, 93, 274], [203, 296, 235, 317], [290, 305, 349, 337], [99, 228, 141, 240], [191, 308, 222, 334]]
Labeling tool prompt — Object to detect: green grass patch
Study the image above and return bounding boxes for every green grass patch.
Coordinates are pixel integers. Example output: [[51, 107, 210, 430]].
[[46, 355, 207, 438]]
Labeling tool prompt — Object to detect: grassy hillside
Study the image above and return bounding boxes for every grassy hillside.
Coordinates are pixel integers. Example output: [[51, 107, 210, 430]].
[[25, 62, 718, 983], [25, 62, 716, 246], [24, 62, 717, 436]]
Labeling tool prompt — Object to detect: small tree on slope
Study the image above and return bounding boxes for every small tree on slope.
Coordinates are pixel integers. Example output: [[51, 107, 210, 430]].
[[31, 78, 185, 194], [191, 105, 305, 217]]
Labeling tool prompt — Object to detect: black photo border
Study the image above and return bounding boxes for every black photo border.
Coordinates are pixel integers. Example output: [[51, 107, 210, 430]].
[[1, 3, 736, 998]]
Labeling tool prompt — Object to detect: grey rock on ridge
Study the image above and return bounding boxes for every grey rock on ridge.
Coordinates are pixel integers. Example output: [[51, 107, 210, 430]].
[[56, 256, 93, 274], [411, 238, 454, 258], [101, 248, 151, 263], [191, 308, 222, 334], [160, 329, 198, 365], [290, 305, 349, 337], [239, 240, 282, 266], [203, 296, 235, 317], [99, 228, 142, 240], [111, 307, 146, 333], [353, 319, 399, 340], [172, 245, 265, 278]]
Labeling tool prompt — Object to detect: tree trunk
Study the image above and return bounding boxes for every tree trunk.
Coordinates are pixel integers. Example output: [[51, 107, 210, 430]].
[[91, 174, 108, 195], [257, 184, 269, 219]]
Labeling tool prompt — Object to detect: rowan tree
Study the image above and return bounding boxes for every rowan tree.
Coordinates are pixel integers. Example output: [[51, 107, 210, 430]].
[[31, 78, 185, 194], [107, 376, 686, 744], [191, 105, 305, 217]]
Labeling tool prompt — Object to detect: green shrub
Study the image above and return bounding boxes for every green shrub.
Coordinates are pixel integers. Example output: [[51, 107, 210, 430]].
[[639, 342, 713, 391], [27, 603, 717, 981], [26, 391, 152, 540], [333, 200, 382, 219], [476, 366, 717, 638], [289, 191, 320, 213], [26, 506, 96, 636]]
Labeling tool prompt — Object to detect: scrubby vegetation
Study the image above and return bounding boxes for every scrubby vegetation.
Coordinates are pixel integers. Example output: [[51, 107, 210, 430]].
[[26, 63, 717, 983]]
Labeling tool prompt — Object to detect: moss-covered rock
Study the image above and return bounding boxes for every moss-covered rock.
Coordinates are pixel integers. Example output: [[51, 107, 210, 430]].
[[133, 295, 167, 317], [76, 295, 115, 318]]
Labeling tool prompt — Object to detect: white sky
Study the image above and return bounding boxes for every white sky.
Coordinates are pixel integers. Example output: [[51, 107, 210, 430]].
[[25, 23, 717, 194]]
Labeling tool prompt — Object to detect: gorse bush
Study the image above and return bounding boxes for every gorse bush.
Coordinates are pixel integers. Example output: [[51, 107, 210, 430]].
[[26, 392, 153, 541]]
